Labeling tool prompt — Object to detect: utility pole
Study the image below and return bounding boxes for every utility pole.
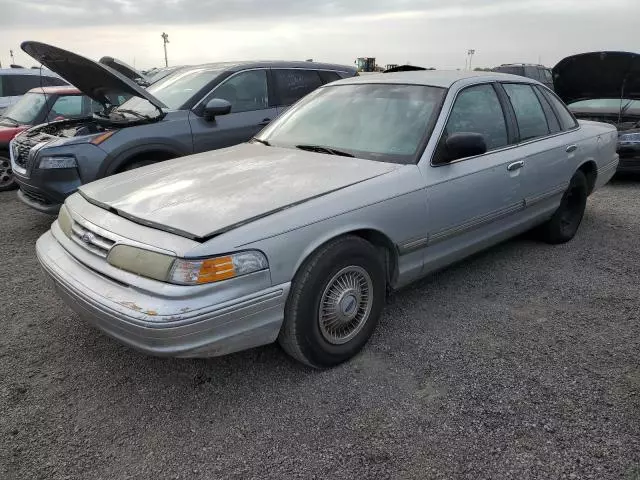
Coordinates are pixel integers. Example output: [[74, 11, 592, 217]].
[[161, 32, 169, 67], [467, 49, 475, 71], [10, 49, 15, 65]]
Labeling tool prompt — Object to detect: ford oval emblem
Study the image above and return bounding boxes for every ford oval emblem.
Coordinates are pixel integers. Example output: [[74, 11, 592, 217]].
[[81, 232, 95, 244]]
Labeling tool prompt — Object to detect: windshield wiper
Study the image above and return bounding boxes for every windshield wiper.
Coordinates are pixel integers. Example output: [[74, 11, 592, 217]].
[[252, 137, 270, 146], [1, 116, 19, 126], [113, 109, 154, 121], [296, 144, 354, 157]]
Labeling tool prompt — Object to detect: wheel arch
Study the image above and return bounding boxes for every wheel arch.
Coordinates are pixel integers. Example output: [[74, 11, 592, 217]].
[[103, 143, 187, 176], [577, 160, 597, 195], [290, 227, 399, 289]]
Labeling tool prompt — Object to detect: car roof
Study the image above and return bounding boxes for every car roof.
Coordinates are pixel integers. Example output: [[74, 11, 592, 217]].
[[333, 70, 538, 88], [0, 68, 61, 77], [177, 60, 357, 74], [496, 63, 548, 68], [26, 86, 81, 95]]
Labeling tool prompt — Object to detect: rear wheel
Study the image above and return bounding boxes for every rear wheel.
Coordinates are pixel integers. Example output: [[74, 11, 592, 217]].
[[536, 170, 588, 244], [0, 154, 16, 192], [278, 236, 386, 368]]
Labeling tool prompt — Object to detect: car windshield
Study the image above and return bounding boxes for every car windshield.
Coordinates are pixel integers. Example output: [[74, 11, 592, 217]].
[[257, 83, 446, 164], [115, 67, 223, 115], [568, 98, 640, 111], [2, 92, 47, 124]]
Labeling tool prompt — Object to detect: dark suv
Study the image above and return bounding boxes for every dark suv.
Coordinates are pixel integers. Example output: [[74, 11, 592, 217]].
[[492, 64, 554, 89], [12, 41, 357, 213]]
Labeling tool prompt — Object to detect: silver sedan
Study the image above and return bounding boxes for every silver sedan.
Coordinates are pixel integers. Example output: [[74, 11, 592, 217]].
[[36, 71, 619, 367]]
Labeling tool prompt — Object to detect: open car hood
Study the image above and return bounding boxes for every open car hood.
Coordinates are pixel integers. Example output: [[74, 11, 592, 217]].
[[79, 144, 399, 240], [21, 41, 166, 110], [99, 56, 150, 87], [553, 51, 640, 105]]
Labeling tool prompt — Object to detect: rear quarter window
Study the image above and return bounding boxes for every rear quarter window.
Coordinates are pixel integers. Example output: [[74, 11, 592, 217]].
[[540, 88, 578, 131]]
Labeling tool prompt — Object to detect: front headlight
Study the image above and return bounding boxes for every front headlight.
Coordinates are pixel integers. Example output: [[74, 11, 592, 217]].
[[169, 251, 268, 285], [106, 245, 268, 285], [38, 155, 77, 169], [619, 132, 640, 144]]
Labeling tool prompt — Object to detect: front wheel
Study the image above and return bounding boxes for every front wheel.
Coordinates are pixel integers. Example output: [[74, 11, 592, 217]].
[[536, 170, 588, 244], [0, 155, 16, 192], [278, 236, 386, 368]]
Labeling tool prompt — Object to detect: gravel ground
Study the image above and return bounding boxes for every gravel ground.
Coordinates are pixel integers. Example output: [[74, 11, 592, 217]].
[[1, 178, 639, 480]]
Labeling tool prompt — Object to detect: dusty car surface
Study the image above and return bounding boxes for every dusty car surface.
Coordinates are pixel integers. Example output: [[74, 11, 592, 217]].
[[554, 51, 640, 173], [36, 70, 619, 368], [11, 41, 357, 213]]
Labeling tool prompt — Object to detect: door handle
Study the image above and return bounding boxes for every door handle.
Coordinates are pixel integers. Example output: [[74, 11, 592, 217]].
[[258, 118, 271, 126], [566, 145, 578, 153], [507, 160, 525, 171]]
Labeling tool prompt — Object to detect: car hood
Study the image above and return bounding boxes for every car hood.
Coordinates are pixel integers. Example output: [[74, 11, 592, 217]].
[[21, 41, 166, 110], [99, 56, 149, 86], [79, 144, 400, 240], [553, 51, 640, 105]]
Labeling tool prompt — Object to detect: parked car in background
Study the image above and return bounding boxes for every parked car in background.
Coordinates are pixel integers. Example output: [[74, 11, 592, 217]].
[[492, 63, 554, 89], [99, 57, 153, 87], [0, 67, 68, 114], [11, 41, 358, 213], [554, 51, 640, 174], [36, 71, 618, 367], [143, 65, 189, 84], [0, 86, 114, 191]]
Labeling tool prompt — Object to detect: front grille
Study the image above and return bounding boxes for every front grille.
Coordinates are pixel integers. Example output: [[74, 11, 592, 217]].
[[12, 138, 32, 169], [70, 221, 116, 258]]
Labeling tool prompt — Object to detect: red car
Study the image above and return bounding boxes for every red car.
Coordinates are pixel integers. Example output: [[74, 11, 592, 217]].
[[0, 86, 98, 191]]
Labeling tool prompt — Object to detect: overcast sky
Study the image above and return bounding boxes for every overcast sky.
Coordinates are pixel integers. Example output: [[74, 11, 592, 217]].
[[0, 0, 638, 70]]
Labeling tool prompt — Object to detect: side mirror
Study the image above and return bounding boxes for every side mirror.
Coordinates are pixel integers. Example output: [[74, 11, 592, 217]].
[[441, 132, 487, 163], [203, 98, 232, 121]]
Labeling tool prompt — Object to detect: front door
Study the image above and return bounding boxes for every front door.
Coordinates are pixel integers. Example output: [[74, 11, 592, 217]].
[[420, 83, 527, 273], [189, 69, 278, 153]]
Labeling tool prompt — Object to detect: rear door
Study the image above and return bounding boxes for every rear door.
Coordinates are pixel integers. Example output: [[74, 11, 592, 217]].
[[272, 69, 324, 116], [500, 82, 581, 212], [189, 68, 278, 153]]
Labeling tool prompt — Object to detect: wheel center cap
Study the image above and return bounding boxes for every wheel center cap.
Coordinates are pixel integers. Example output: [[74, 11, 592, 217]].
[[339, 293, 358, 319]]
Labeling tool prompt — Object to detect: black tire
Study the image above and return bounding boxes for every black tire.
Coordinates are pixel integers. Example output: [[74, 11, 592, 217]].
[[123, 159, 158, 171], [0, 154, 17, 192], [536, 170, 588, 244], [278, 236, 386, 368]]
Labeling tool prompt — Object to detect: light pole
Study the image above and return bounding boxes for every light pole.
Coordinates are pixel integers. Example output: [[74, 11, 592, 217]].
[[10, 49, 15, 65], [161, 32, 169, 67], [467, 49, 475, 71]]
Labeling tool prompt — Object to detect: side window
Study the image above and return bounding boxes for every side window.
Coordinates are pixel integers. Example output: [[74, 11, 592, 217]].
[[42, 76, 67, 87], [542, 69, 553, 84], [212, 70, 268, 113], [524, 66, 541, 81], [441, 84, 508, 153], [4, 75, 42, 96], [50, 96, 84, 119], [273, 69, 323, 106], [318, 70, 341, 84], [540, 88, 578, 131], [502, 83, 550, 141]]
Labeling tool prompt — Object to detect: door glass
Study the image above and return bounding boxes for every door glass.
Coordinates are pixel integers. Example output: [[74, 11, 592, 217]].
[[542, 89, 578, 131], [273, 69, 323, 106], [503, 83, 550, 141], [318, 70, 341, 84], [443, 84, 508, 152], [4, 75, 44, 96], [212, 70, 268, 113], [50, 95, 84, 119], [524, 66, 541, 81]]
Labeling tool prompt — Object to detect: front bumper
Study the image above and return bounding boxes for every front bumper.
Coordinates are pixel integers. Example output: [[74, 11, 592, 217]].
[[36, 230, 290, 358], [13, 166, 80, 214]]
